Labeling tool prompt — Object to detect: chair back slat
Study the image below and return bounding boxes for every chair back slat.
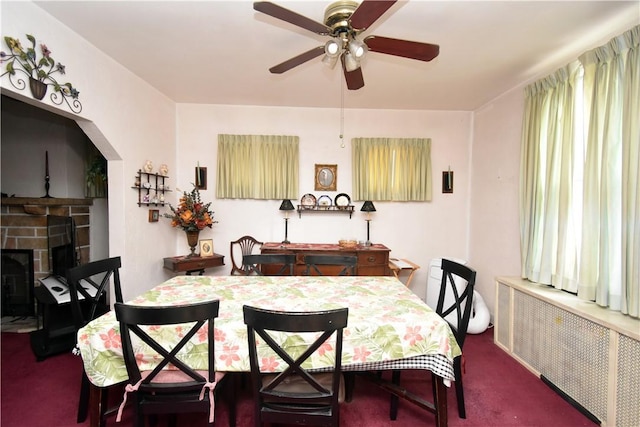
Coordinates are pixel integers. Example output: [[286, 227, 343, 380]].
[[230, 235, 263, 275], [303, 255, 357, 276], [242, 254, 296, 276], [114, 300, 233, 425], [243, 305, 348, 427], [66, 256, 122, 330], [115, 300, 219, 387], [435, 258, 476, 349]]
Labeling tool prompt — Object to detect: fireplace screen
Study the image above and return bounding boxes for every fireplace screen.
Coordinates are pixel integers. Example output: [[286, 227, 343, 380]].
[[1, 249, 35, 317]]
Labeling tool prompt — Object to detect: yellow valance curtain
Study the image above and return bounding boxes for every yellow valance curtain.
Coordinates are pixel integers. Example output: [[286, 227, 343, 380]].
[[352, 137, 432, 201], [216, 134, 299, 200]]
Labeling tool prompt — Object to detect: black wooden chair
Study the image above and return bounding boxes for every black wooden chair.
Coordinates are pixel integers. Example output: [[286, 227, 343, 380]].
[[230, 235, 264, 275], [114, 300, 235, 427], [243, 305, 349, 427], [242, 254, 296, 276], [66, 256, 123, 427], [303, 255, 357, 276], [390, 258, 476, 419]]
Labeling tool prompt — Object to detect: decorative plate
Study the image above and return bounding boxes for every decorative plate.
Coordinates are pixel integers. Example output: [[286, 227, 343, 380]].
[[317, 195, 332, 208], [301, 193, 317, 209], [334, 193, 351, 209]]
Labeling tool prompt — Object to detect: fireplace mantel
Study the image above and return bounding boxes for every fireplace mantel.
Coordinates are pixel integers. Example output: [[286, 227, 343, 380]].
[[1, 197, 92, 215]]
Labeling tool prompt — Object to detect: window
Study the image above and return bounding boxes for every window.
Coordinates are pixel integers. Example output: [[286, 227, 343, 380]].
[[216, 134, 299, 200], [520, 25, 639, 317], [352, 137, 432, 201]]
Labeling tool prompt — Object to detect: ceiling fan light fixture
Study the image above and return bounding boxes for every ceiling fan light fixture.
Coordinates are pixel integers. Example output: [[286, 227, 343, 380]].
[[348, 38, 367, 59], [344, 52, 360, 72], [324, 38, 342, 57], [322, 53, 340, 69]]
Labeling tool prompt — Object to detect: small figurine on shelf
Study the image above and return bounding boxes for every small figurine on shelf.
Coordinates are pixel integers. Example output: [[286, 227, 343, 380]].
[[159, 164, 169, 176], [143, 160, 153, 173], [142, 194, 150, 203]]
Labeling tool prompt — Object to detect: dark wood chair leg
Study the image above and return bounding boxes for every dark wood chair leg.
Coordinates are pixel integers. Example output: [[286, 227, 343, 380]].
[[227, 373, 238, 427], [135, 410, 143, 427], [77, 372, 90, 422], [432, 373, 448, 427], [88, 383, 103, 427], [454, 357, 466, 418], [98, 386, 109, 427], [389, 370, 400, 420], [343, 372, 356, 402]]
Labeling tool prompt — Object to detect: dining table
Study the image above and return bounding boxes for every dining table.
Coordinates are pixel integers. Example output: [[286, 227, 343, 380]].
[[77, 275, 461, 427]]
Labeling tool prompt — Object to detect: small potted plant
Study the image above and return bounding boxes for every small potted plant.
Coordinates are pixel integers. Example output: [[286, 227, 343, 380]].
[[86, 155, 108, 198]]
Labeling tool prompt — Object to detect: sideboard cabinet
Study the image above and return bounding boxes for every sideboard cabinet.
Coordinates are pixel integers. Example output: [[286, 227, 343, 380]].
[[260, 242, 390, 276]]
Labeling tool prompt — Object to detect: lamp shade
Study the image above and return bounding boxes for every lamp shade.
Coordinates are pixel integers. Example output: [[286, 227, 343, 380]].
[[322, 54, 340, 69], [348, 38, 367, 59], [279, 199, 295, 211], [360, 201, 376, 212], [344, 52, 360, 72], [324, 38, 341, 57]]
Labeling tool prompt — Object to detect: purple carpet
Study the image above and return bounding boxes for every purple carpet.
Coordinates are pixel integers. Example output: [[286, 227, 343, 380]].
[[1, 329, 597, 426]]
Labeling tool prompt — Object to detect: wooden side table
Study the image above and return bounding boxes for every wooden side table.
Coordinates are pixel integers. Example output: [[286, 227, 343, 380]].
[[163, 254, 225, 275], [389, 258, 420, 287]]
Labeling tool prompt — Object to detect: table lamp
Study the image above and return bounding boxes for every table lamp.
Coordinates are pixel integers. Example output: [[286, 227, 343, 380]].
[[279, 199, 295, 244], [360, 201, 376, 246]]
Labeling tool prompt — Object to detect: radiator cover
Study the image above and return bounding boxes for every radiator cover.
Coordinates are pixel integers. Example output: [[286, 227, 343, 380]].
[[495, 277, 640, 427]]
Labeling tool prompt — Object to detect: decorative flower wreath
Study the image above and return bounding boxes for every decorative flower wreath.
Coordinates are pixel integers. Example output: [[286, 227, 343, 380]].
[[164, 186, 217, 232]]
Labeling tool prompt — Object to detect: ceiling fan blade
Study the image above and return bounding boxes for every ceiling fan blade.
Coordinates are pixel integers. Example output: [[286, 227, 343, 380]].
[[269, 46, 325, 74], [254, 1, 331, 35], [364, 35, 440, 62], [341, 56, 365, 90], [349, 0, 397, 31]]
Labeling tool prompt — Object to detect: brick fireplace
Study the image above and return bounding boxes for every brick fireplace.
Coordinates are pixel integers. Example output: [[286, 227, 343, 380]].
[[1, 197, 93, 288]]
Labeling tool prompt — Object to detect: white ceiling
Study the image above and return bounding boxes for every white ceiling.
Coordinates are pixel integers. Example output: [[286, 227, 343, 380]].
[[34, 1, 639, 111]]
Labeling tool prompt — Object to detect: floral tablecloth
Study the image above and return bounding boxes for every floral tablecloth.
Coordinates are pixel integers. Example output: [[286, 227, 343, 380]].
[[78, 275, 461, 388]]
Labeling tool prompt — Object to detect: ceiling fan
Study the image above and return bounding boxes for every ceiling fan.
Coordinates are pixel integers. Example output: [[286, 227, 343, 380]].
[[253, 0, 440, 90]]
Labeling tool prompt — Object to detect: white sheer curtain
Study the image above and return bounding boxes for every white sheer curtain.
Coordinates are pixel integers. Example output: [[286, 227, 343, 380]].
[[578, 25, 639, 316], [520, 63, 581, 290], [520, 25, 639, 317]]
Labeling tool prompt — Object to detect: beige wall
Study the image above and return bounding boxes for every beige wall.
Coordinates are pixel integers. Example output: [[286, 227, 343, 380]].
[[468, 87, 525, 316]]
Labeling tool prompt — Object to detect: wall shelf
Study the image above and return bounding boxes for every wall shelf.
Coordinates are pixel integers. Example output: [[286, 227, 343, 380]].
[[132, 170, 171, 207], [296, 205, 354, 219]]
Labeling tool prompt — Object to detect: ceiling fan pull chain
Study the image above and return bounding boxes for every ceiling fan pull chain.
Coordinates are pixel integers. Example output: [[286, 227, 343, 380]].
[[340, 76, 345, 148]]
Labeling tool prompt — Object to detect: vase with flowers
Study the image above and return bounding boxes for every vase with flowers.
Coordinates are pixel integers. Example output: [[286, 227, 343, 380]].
[[164, 185, 217, 257], [1, 34, 81, 112]]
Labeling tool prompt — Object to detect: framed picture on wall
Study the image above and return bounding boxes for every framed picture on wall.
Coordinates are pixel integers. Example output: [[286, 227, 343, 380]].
[[199, 239, 214, 257], [148, 209, 160, 222], [314, 164, 337, 191]]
